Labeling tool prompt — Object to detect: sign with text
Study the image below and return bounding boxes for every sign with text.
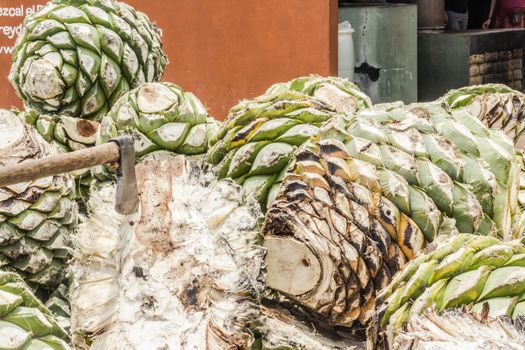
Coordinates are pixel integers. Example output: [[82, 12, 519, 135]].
[[0, 0, 337, 119]]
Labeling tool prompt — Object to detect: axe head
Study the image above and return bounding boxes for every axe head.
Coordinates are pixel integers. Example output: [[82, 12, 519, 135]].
[[0, 125, 139, 215], [110, 136, 139, 215]]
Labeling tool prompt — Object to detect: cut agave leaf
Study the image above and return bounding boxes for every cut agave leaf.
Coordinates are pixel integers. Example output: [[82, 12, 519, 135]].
[[468, 244, 515, 270], [249, 143, 294, 176], [276, 124, 319, 146], [385, 125, 426, 157], [35, 115, 56, 143], [130, 130, 160, 158], [438, 119, 480, 156], [416, 159, 454, 215], [472, 296, 519, 318], [227, 142, 268, 179], [410, 279, 448, 316], [462, 155, 496, 216], [432, 246, 475, 283], [441, 267, 491, 309], [400, 260, 439, 305], [377, 169, 410, 214], [452, 183, 483, 234], [347, 118, 387, 144], [345, 137, 383, 166], [4, 306, 53, 337], [147, 122, 191, 151], [0, 320, 31, 349], [479, 267, 525, 301], [242, 174, 276, 209], [408, 187, 442, 242], [177, 124, 208, 155], [379, 145, 418, 185], [476, 136, 514, 183], [60, 116, 99, 144], [0, 289, 23, 318], [423, 134, 464, 181], [30, 192, 61, 213], [39, 335, 70, 349], [26, 221, 60, 242], [8, 210, 47, 231], [0, 199, 32, 218], [451, 109, 490, 137], [249, 117, 299, 142], [12, 247, 53, 274]]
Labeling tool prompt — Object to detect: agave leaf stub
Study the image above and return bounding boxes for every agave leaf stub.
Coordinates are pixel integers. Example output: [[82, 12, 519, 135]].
[[479, 266, 525, 301], [441, 267, 491, 309], [264, 237, 322, 296], [16, 109, 100, 161]]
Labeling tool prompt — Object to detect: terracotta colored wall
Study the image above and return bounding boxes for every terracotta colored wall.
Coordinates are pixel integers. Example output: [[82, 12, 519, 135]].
[[0, 1, 47, 112], [0, 0, 337, 119]]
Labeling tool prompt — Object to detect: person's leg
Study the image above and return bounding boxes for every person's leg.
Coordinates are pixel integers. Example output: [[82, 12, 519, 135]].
[[458, 12, 469, 29], [447, 11, 461, 29]]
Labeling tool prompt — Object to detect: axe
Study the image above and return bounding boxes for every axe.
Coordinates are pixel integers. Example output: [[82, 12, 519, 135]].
[[0, 136, 139, 215]]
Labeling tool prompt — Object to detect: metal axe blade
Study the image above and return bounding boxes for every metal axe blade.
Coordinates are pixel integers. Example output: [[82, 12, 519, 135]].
[[0, 135, 139, 215], [111, 136, 139, 215]]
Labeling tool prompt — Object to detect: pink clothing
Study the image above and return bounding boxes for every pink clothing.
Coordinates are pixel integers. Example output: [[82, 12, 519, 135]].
[[493, 0, 525, 28], [496, 0, 525, 10]]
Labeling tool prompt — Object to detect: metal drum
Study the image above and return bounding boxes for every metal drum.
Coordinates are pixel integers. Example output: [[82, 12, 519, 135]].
[[418, 0, 446, 29]]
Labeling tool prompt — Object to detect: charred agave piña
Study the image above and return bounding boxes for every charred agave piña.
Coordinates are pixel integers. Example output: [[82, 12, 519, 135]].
[[262, 99, 521, 332]]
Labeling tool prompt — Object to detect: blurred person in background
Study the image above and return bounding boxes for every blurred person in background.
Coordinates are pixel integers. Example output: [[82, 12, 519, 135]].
[[446, 0, 469, 30], [483, 0, 525, 28]]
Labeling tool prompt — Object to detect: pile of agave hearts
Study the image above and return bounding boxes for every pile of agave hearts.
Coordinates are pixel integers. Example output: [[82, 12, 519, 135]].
[[0, 0, 525, 349]]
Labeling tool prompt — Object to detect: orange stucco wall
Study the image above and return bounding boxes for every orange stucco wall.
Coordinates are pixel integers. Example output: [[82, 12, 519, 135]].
[[0, 0, 337, 119]]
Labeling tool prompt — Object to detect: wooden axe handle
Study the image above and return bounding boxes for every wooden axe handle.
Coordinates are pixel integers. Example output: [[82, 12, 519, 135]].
[[0, 142, 120, 187]]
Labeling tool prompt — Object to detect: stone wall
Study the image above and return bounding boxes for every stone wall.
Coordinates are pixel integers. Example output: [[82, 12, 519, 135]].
[[469, 48, 523, 90]]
